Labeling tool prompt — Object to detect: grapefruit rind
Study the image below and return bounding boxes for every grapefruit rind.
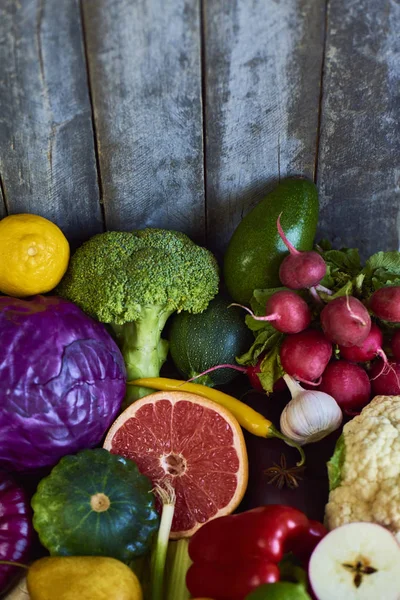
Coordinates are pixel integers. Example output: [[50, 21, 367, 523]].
[[103, 390, 248, 538]]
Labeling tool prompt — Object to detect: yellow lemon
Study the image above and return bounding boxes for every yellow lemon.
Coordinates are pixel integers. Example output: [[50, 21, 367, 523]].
[[27, 556, 143, 600], [0, 213, 70, 297]]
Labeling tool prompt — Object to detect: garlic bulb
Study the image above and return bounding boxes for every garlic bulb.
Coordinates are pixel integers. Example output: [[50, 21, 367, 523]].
[[280, 374, 343, 445]]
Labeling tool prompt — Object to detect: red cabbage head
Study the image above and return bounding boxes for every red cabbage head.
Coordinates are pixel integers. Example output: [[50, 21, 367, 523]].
[[0, 471, 33, 593], [0, 295, 126, 472]]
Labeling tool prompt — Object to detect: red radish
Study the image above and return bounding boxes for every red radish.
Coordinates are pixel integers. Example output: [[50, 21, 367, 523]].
[[273, 377, 287, 392], [231, 290, 311, 334], [370, 359, 400, 395], [370, 286, 400, 322], [277, 214, 327, 291], [320, 296, 371, 347], [391, 330, 400, 361], [339, 323, 389, 376], [318, 360, 371, 413], [280, 329, 332, 385], [246, 361, 264, 391]]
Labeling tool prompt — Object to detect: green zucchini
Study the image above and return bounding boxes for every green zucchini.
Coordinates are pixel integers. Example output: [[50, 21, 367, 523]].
[[168, 295, 253, 386]]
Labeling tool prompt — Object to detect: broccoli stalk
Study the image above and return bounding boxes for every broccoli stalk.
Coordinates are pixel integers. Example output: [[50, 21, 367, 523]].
[[57, 229, 219, 405], [112, 306, 173, 401]]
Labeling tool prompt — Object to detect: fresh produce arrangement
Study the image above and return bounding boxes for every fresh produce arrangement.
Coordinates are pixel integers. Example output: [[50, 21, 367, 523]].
[[2, 178, 400, 599], [186, 505, 327, 599], [56, 228, 219, 403], [223, 178, 319, 304], [103, 390, 249, 538]]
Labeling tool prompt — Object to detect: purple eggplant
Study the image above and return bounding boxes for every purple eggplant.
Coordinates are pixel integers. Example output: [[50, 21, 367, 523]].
[[0, 471, 32, 594]]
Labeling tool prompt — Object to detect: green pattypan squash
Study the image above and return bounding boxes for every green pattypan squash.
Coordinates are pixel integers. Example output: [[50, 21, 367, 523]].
[[31, 448, 159, 562]]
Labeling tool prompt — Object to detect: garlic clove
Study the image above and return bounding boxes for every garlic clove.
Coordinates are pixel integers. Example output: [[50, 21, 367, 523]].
[[280, 387, 343, 446]]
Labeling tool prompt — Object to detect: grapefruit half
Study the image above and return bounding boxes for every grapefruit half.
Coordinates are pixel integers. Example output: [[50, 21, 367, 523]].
[[103, 391, 248, 538]]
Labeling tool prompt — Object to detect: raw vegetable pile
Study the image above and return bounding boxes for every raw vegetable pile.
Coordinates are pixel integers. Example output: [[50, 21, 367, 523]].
[[2, 178, 400, 600], [235, 239, 400, 408]]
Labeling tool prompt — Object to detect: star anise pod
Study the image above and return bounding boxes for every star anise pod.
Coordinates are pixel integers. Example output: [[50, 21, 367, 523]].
[[264, 453, 305, 489]]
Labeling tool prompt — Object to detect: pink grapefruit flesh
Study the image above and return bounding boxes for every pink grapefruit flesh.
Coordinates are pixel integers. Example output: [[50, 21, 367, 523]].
[[103, 391, 248, 538]]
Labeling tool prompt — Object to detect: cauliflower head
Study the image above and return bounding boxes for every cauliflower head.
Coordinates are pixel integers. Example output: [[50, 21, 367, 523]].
[[325, 395, 400, 540]]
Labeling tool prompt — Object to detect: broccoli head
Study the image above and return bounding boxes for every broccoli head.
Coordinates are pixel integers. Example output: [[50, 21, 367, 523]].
[[57, 228, 219, 402]]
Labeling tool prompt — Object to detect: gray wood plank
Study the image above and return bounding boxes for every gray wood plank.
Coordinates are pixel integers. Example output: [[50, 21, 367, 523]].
[[0, 180, 5, 218], [204, 0, 326, 256], [0, 0, 103, 247], [317, 0, 400, 259], [82, 0, 205, 241]]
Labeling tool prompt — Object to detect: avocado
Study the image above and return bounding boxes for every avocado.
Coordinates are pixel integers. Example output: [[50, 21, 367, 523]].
[[223, 178, 319, 305]]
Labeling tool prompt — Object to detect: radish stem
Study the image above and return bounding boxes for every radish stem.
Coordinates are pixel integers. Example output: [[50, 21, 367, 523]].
[[309, 286, 323, 304], [315, 284, 332, 295], [377, 360, 400, 389], [166, 539, 192, 600], [228, 303, 280, 322], [151, 481, 176, 600], [370, 349, 391, 380], [253, 312, 280, 322], [295, 375, 322, 386], [186, 363, 247, 383], [277, 213, 301, 255], [345, 294, 367, 326], [284, 372, 321, 388]]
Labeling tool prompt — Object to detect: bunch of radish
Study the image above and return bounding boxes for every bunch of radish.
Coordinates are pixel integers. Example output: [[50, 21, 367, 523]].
[[191, 218, 400, 416], [228, 219, 400, 413], [246, 219, 400, 414]]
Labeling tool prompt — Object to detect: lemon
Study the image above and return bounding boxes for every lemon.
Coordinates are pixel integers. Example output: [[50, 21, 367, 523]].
[[26, 556, 143, 600], [0, 213, 70, 297]]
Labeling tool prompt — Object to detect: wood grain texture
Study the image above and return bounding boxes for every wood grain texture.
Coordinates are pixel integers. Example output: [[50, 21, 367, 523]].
[[83, 0, 205, 241], [0, 180, 5, 218], [0, 0, 103, 246], [317, 0, 400, 258], [204, 0, 325, 256]]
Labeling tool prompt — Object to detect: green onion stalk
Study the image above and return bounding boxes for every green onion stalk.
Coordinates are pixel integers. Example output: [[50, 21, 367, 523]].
[[151, 482, 192, 600]]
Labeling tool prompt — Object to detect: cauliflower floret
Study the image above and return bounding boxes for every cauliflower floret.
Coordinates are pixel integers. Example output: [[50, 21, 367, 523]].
[[325, 395, 400, 540]]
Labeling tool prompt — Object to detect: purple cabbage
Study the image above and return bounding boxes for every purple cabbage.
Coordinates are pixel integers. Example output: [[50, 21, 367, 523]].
[[0, 295, 126, 472], [0, 471, 32, 594]]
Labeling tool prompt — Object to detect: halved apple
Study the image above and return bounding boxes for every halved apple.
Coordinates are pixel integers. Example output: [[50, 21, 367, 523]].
[[309, 522, 400, 599]]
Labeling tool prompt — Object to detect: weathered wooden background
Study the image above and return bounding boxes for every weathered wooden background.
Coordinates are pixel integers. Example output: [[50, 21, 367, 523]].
[[0, 0, 399, 258]]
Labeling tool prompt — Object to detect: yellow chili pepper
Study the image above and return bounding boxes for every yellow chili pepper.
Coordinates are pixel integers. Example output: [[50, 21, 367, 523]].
[[128, 377, 305, 466]]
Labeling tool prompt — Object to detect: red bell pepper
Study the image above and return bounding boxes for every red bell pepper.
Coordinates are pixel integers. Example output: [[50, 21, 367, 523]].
[[186, 505, 327, 600]]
